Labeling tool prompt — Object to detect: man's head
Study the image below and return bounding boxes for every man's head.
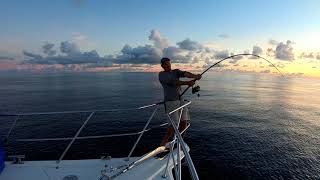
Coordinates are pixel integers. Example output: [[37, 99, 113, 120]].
[[161, 57, 171, 71]]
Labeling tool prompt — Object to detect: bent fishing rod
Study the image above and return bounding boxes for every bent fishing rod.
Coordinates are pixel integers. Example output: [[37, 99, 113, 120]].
[[180, 53, 284, 98]]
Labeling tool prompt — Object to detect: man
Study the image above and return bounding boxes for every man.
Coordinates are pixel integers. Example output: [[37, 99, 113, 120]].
[[159, 57, 201, 147]]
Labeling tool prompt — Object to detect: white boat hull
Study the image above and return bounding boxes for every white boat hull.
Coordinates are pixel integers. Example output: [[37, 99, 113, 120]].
[[0, 146, 185, 180]]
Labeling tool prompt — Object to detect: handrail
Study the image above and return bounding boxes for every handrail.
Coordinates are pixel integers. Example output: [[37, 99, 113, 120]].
[[15, 123, 168, 142], [0, 100, 195, 117], [168, 100, 192, 115], [0, 103, 159, 116]]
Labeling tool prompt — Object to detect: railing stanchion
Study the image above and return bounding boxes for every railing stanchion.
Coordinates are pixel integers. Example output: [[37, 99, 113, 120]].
[[57, 112, 95, 165], [177, 138, 181, 180], [177, 107, 183, 180], [166, 114, 199, 180], [127, 107, 157, 160], [162, 140, 172, 178], [170, 139, 179, 179], [6, 115, 19, 142]]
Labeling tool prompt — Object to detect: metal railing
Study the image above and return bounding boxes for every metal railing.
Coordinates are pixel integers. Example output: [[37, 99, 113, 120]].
[[163, 100, 199, 180], [1, 100, 199, 180]]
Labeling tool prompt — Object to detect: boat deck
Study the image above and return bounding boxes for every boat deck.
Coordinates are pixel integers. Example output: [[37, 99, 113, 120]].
[[0, 146, 183, 180]]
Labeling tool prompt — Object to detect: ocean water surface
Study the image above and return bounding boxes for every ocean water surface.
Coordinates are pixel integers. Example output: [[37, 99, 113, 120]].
[[0, 71, 319, 179]]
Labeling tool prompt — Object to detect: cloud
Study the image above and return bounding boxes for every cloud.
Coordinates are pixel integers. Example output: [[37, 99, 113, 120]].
[[204, 57, 212, 64], [192, 56, 201, 63], [268, 39, 278, 46], [216, 63, 229, 68], [213, 50, 229, 59], [60, 41, 81, 56], [0, 56, 14, 60], [17, 30, 312, 74], [112, 31, 197, 65], [71, 32, 97, 50], [202, 57, 214, 69], [275, 40, 294, 61], [42, 43, 56, 56], [260, 70, 270, 73], [25, 53, 104, 65], [176, 38, 203, 51], [163, 46, 191, 63], [290, 72, 304, 77], [85, 59, 113, 68], [231, 55, 243, 60], [249, 45, 263, 59], [148, 29, 169, 49], [228, 53, 243, 64], [273, 63, 285, 68], [218, 34, 230, 39], [23, 41, 112, 66], [267, 48, 275, 57], [112, 44, 162, 64], [23, 51, 43, 59], [22, 30, 202, 68], [202, 50, 232, 69], [202, 64, 211, 69], [252, 45, 263, 55], [299, 52, 314, 59]]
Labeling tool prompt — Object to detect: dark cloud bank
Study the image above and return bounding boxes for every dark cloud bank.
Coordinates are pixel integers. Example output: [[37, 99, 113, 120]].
[[19, 30, 316, 73]]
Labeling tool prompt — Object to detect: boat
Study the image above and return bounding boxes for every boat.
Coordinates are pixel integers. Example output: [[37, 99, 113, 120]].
[[0, 100, 199, 180]]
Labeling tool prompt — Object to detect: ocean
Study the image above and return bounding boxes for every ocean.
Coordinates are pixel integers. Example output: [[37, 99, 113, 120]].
[[0, 71, 319, 179]]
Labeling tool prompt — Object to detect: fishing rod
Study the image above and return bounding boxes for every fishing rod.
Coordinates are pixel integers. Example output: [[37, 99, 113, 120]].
[[180, 53, 284, 98]]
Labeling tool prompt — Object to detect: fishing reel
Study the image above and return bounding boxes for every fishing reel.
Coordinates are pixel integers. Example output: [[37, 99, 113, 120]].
[[192, 85, 200, 97]]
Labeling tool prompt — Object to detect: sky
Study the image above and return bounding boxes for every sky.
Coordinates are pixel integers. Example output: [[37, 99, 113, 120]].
[[0, 0, 320, 77]]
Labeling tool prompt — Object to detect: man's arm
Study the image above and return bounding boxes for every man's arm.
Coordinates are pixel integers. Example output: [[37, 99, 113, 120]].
[[175, 70, 201, 86], [184, 72, 202, 80], [176, 80, 195, 86]]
